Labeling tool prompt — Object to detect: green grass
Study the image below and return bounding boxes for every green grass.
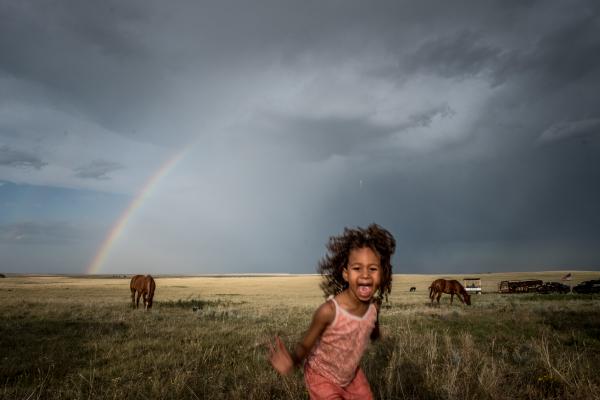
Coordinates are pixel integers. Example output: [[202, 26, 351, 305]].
[[1, 275, 600, 399]]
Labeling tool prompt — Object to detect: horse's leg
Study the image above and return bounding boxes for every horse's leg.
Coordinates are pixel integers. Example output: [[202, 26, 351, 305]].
[[131, 289, 136, 308], [436, 292, 441, 304], [143, 293, 148, 310], [136, 291, 141, 308], [450, 293, 454, 304]]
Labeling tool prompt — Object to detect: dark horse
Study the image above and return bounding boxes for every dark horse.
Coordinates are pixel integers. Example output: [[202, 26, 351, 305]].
[[429, 279, 471, 305], [130, 275, 156, 310]]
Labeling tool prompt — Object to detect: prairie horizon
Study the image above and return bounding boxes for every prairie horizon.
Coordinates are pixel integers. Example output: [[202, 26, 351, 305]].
[[3, 269, 598, 285]]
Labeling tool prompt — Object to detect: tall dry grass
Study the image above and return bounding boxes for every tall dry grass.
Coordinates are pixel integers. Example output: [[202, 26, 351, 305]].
[[1, 273, 599, 399]]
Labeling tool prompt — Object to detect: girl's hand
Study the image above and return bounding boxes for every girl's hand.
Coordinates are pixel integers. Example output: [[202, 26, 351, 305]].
[[268, 336, 294, 375]]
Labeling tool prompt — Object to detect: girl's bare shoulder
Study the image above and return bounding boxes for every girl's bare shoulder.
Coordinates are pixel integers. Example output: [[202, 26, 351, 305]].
[[312, 299, 335, 325]]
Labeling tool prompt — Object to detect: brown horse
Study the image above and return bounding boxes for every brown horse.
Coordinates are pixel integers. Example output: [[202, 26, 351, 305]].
[[130, 275, 156, 310], [429, 279, 471, 305]]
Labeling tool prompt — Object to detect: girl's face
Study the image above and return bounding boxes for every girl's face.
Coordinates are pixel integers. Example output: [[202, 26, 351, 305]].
[[343, 247, 381, 303]]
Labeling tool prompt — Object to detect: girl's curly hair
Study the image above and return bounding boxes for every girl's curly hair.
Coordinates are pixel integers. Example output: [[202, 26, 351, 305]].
[[317, 223, 396, 303]]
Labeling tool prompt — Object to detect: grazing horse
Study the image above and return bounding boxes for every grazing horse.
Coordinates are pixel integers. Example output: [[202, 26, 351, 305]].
[[130, 275, 156, 310], [429, 279, 471, 306], [409, 287, 416, 292]]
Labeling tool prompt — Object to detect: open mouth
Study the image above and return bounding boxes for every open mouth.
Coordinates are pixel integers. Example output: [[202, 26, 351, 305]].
[[357, 284, 373, 298]]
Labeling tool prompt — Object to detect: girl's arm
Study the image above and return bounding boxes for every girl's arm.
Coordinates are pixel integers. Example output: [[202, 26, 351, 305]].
[[269, 301, 334, 375]]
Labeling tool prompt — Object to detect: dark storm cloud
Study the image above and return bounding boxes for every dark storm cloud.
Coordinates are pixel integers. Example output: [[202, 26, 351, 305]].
[[403, 105, 456, 129], [285, 1, 600, 272], [1, 0, 599, 273], [403, 30, 506, 81], [309, 135, 600, 273], [0, 0, 536, 145], [527, 13, 600, 83], [74, 160, 124, 180], [250, 104, 456, 162], [264, 115, 392, 161], [538, 119, 600, 144], [0, 1, 167, 141], [395, 6, 600, 89], [0, 145, 46, 169]]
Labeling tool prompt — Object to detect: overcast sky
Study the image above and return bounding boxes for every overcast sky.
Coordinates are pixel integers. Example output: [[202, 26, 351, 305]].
[[1, 0, 599, 275]]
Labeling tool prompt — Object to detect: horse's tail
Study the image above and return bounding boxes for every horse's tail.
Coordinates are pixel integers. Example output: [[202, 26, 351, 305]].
[[146, 275, 156, 296], [428, 285, 433, 299]]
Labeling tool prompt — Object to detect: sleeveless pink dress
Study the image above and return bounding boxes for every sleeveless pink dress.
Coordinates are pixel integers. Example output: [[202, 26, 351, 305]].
[[305, 297, 377, 387]]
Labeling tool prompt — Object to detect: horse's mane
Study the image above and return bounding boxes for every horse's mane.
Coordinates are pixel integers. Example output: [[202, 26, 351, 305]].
[[452, 280, 468, 295]]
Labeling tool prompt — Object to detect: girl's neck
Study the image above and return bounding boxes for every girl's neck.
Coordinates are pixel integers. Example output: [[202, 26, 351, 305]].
[[335, 289, 371, 317]]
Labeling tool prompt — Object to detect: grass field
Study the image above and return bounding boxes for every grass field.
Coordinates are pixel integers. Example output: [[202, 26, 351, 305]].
[[1, 271, 600, 399]]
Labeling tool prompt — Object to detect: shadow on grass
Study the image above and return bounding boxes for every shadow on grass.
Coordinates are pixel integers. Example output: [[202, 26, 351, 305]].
[[0, 319, 128, 381], [366, 337, 443, 400], [540, 309, 600, 342], [157, 298, 246, 309]]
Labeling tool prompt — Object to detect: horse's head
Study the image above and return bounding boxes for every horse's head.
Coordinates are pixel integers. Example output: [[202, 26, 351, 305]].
[[463, 292, 471, 305]]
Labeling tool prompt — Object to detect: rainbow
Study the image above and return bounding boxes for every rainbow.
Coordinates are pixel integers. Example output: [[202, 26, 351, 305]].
[[86, 150, 187, 274]]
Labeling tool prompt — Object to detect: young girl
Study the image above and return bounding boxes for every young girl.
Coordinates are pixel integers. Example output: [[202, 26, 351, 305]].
[[269, 223, 396, 399]]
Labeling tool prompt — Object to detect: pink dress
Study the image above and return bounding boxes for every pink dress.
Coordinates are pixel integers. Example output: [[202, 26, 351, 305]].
[[305, 296, 377, 387]]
